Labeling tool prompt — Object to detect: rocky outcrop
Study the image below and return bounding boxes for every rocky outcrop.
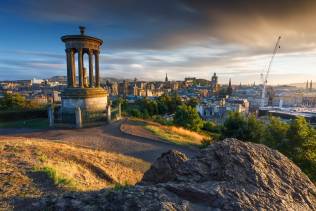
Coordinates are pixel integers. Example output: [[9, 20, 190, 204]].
[[140, 150, 188, 185], [28, 139, 316, 211]]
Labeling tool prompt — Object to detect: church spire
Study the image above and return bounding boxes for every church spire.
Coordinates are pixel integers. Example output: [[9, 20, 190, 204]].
[[165, 73, 168, 82], [227, 78, 233, 96]]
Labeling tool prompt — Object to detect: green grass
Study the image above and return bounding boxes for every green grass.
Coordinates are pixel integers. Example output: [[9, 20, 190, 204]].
[[112, 181, 132, 191], [0, 118, 49, 129], [33, 166, 74, 188]]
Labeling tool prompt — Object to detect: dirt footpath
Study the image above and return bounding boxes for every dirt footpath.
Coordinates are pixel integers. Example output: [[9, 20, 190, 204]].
[[0, 120, 198, 163]]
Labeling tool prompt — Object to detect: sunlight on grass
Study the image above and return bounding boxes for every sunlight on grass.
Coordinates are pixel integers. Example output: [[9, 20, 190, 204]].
[[0, 137, 150, 196], [144, 124, 209, 146], [33, 166, 75, 189]]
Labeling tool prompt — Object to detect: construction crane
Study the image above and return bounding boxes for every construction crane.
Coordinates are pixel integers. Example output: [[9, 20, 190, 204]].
[[260, 36, 281, 107]]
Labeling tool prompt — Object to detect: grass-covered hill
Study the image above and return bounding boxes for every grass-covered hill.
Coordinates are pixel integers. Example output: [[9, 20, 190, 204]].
[[0, 137, 150, 210]]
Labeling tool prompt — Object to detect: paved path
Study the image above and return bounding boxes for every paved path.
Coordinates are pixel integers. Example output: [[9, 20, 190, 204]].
[[0, 120, 198, 163]]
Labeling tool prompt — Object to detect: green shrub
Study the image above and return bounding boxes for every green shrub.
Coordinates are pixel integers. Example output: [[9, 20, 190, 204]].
[[34, 166, 73, 188], [200, 138, 212, 149], [0, 109, 47, 121], [113, 181, 131, 191], [203, 121, 220, 133], [129, 108, 142, 118], [174, 105, 203, 131]]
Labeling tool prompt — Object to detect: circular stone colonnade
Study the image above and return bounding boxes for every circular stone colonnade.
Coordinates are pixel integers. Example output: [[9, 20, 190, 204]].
[[60, 26, 108, 125]]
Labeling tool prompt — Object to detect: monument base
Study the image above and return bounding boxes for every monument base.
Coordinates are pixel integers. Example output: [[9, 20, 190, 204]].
[[61, 88, 108, 125]]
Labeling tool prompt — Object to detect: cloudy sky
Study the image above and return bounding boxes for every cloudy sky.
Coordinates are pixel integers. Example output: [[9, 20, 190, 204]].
[[1, 0, 316, 84]]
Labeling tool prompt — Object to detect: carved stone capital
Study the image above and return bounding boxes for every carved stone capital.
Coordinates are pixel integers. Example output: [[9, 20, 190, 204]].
[[94, 50, 100, 55], [87, 49, 94, 55], [66, 48, 77, 54]]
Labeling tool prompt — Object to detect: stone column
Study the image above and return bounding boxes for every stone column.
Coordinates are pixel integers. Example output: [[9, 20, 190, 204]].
[[70, 49, 76, 87], [118, 102, 122, 119], [88, 50, 94, 88], [66, 49, 71, 87], [83, 67, 87, 87], [75, 107, 82, 128], [95, 50, 100, 87], [48, 105, 54, 127], [107, 105, 111, 123], [78, 48, 84, 88]]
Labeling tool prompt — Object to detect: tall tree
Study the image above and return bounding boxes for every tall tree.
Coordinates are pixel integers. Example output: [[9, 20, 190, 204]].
[[174, 105, 203, 131], [221, 112, 264, 143], [264, 116, 289, 149]]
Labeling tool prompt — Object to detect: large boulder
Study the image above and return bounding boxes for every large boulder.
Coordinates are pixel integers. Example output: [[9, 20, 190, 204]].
[[28, 139, 316, 211], [140, 150, 188, 185]]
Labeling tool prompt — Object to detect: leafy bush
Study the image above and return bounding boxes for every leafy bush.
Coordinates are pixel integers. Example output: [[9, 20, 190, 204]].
[[0, 93, 44, 111], [174, 105, 203, 131], [221, 112, 264, 143], [152, 115, 173, 126], [0, 109, 48, 121], [203, 121, 220, 133], [129, 108, 142, 118], [199, 138, 212, 149]]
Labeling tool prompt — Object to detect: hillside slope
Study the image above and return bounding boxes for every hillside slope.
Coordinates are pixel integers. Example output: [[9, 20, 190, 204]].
[[29, 139, 316, 210], [0, 137, 150, 210]]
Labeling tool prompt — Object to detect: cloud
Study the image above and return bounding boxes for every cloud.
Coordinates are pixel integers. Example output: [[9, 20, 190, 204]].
[[2, 0, 316, 83], [4, 0, 316, 52]]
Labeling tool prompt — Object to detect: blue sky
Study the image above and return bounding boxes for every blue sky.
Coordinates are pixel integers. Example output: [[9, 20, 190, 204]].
[[1, 0, 316, 84]]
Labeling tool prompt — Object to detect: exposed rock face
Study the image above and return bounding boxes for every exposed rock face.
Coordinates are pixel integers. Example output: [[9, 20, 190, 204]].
[[28, 139, 316, 211], [140, 150, 188, 185]]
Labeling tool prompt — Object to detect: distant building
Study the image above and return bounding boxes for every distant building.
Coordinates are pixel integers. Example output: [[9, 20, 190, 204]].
[[273, 92, 303, 107], [184, 77, 196, 87], [28, 94, 48, 105], [302, 93, 316, 107], [210, 72, 220, 95], [227, 78, 233, 96], [31, 78, 44, 85], [258, 107, 316, 126], [110, 81, 118, 96], [118, 80, 129, 97], [196, 97, 249, 124]]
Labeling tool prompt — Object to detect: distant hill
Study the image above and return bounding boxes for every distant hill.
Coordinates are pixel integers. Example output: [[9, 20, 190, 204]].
[[289, 82, 309, 88], [48, 76, 67, 82]]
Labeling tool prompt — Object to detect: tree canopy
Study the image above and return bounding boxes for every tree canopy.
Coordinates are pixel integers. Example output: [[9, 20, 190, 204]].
[[174, 105, 203, 131]]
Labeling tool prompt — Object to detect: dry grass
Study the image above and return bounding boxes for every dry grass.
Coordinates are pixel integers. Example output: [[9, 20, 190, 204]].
[[0, 136, 150, 210], [169, 126, 207, 142], [123, 118, 209, 146], [144, 124, 208, 146]]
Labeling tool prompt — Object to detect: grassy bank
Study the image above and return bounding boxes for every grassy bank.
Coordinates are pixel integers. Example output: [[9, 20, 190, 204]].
[[0, 136, 150, 209], [123, 118, 210, 147], [144, 124, 208, 146]]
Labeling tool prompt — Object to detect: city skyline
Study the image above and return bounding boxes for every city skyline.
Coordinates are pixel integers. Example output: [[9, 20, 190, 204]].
[[1, 0, 316, 84]]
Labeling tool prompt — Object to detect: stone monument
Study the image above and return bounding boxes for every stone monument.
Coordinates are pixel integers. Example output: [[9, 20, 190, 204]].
[[60, 26, 108, 126]]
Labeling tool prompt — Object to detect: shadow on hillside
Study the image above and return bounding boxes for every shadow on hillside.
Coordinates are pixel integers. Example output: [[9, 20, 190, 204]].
[[0, 120, 198, 163], [10, 170, 61, 210]]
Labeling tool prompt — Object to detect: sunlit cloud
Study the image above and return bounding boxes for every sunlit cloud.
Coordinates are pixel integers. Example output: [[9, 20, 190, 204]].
[[1, 0, 316, 84]]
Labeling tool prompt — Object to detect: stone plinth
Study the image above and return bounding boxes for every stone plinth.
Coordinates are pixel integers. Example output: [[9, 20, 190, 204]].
[[61, 88, 108, 124]]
